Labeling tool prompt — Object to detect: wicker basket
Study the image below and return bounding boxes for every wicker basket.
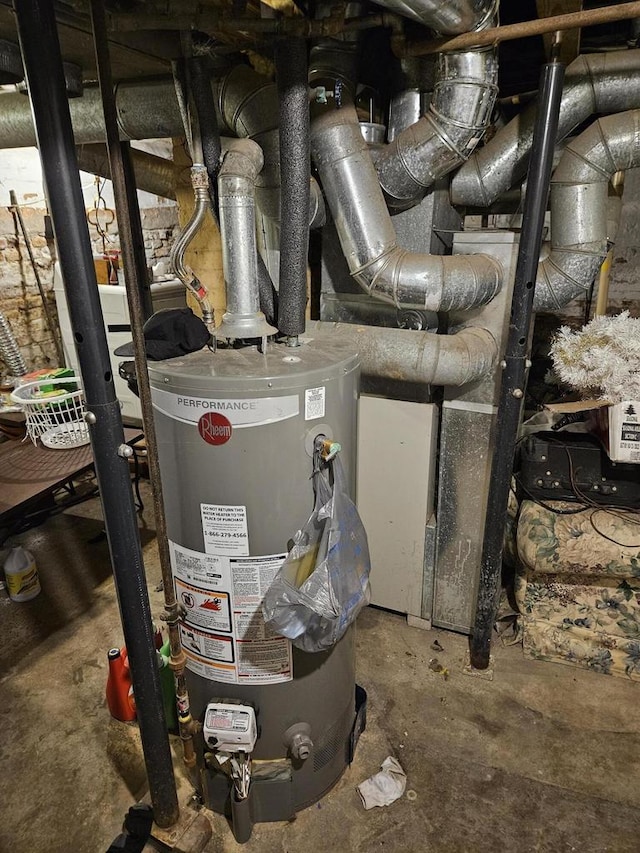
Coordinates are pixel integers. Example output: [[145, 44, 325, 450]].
[[10, 377, 90, 449]]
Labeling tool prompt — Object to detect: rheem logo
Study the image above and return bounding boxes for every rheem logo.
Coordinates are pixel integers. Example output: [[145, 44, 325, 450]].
[[198, 412, 232, 445]]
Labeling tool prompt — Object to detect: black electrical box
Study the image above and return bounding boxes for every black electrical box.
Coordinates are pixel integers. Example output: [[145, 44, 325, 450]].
[[516, 431, 640, 508]]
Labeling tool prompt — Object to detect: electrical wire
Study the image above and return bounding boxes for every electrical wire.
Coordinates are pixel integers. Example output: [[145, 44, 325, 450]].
[[516, 434, 640, 546]]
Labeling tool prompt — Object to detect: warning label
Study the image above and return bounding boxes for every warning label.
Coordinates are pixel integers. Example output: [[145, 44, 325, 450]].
[[170, 541, 292, 685], [176, 578, 231, 633], [201, 504, 249, 556], [305, 386, 326, 421]]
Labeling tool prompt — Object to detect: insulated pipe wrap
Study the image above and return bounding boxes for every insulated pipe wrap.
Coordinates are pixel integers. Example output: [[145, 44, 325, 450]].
[[535, 110, 640, 310], [452, 50, 640, 207], [311, 106, 502, 311], [276, 38, 310, 337]]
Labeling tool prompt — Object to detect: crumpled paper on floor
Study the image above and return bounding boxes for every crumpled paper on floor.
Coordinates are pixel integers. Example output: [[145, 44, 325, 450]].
[[357, 756, 407, 809]]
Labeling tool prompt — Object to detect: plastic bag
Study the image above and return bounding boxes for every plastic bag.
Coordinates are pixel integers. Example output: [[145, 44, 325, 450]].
[[262, 454, 371, 652]]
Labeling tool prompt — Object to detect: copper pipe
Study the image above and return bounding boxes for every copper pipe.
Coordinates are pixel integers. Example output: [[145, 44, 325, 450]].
[[400, 1, 640, 57]]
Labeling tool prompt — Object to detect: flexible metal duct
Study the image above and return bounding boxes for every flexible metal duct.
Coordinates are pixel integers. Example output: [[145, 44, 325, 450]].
[[371, 0, 496, 33], [534, 109, 640, 311], [0, 311, 27, 376], [452, 50, 640, 207], [309, 321, 497, 385], [311, 106, 502, 311], [376, 46, 499, 209]]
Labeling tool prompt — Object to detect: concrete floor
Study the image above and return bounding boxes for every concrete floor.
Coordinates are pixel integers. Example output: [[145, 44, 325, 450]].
[[1, 485, 640, 853]]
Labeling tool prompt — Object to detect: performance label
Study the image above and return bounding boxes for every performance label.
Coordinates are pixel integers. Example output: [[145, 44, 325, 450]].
[[151, 387, 299, 428], [170, 541, 292, 685]]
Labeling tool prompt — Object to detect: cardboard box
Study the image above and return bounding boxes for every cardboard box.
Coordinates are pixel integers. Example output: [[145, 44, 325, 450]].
[[545, 399, 640, 464]]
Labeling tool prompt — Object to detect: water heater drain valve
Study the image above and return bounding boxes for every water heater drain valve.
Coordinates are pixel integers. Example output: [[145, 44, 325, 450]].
[[203, 701, 257, 753]]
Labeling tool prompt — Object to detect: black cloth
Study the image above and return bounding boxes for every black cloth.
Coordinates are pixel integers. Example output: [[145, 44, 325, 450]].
[[114, 307, 209, 360]]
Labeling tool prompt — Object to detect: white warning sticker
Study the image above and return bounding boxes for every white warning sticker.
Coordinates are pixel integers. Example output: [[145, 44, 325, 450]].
[[201, 504, 249, 556], [169, 541, 292, 685], [305, 386, 326, 421], [170, 542, 228, 589]]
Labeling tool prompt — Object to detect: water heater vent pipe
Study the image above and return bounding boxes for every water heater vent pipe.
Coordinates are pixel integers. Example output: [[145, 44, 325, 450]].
[[216, 138, 278, 342]]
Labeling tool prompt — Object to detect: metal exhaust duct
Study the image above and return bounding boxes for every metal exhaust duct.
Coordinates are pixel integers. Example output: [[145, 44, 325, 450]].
[[535, 108, 640, 311], [309, 321, 498, 386], [216, 139, 277, 340], [370, 0, 497, 33], [311, 105, 502, 312], [451, 49, 640, 208], [375, 46, 499, 209]]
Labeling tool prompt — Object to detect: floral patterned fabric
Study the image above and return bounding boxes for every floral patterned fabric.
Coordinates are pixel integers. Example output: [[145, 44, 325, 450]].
[[517, 500, 640, 578], [514, 499, 640, 680]]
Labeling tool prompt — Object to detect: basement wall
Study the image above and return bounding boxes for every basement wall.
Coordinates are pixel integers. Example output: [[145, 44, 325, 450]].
[[0, 147, 178, 374]]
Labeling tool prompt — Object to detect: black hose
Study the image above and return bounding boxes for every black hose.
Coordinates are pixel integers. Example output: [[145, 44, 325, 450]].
[[276, 38, 310, 339], [188, 56, 222, 212], [13, 0, 179, 827], [469, 55, 566, 671]]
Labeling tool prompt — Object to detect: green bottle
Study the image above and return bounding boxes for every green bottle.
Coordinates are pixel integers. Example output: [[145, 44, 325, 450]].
[[158, 640, 178, 733]]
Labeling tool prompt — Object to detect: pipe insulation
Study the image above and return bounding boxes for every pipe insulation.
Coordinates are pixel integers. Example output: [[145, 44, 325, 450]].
[[534, 109, 640, 312], [376, 46, 499, 209], [276, 38, 310, 338], [452, 50, 640, 208], [371, 0, 497, 34], [311, 106, 502, 311], [309, 321, 498, 386], [0, 311, 27, 376]]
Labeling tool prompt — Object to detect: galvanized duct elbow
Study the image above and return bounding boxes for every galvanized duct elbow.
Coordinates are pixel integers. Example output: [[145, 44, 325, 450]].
[[309, 321, 498, 386], [370, 0, 496, 33], [534, 109, 640, 311], [376, 46, 499, 209], [311, 106, 502, 311], [452, 50, 640, 208]]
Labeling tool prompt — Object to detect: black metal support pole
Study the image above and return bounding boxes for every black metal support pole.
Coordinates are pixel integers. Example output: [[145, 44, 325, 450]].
[[89, 0, 196, 776], [13, 0, 179, 826], [276, 38, 310, 342], [469, 53, 566, 670]]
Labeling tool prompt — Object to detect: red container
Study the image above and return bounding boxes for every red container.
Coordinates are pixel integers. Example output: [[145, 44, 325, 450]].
[[105, 647, 136, 722]]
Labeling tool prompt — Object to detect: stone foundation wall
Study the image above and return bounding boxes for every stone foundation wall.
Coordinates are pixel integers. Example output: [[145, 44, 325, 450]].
[[0, 204, 179, 375]]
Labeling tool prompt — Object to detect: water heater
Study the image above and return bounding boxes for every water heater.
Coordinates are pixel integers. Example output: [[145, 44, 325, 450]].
[[148, 336, 361, 828]]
